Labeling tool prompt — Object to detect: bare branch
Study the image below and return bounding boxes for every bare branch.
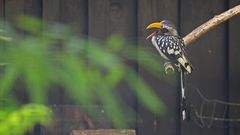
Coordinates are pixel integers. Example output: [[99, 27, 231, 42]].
[[183, 5, 240, 46]]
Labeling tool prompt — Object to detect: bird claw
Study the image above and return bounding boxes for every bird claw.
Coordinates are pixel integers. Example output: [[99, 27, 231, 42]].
[[164, 62, 175, 74]]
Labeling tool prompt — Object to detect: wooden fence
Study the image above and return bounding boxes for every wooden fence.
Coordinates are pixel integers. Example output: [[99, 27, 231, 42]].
[[0, 0, 240, 135]]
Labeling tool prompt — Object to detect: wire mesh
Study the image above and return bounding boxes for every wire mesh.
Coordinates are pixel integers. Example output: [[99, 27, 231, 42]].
[[186, 85, 240, 128]]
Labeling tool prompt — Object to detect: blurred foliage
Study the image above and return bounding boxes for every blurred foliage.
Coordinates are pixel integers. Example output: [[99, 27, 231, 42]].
[[0, 104, 51, 135], [0, 16, 175, 134]]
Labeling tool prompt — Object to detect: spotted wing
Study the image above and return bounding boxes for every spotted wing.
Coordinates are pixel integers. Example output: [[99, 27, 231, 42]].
[[155, 35, 193, 74]]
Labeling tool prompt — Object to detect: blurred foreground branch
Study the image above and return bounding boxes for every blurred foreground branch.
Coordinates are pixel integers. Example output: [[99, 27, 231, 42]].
[[183, 4, 240, 46]]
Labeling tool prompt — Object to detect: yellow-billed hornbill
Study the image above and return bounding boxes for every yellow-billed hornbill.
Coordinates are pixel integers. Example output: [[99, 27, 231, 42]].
[[146, 20, 193, 74]]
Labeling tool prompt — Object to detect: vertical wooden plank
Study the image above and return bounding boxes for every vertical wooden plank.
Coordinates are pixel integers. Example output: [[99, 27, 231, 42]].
[[42, 0, 62, 105], [5, 0, 27, 103], [60, 0, 88, 35], [5, 0, 24, 22], [42, 1, 91, 134], [57, 0, 88, 103], [6, 0, 41, 19], [0, 0, 4, 18], [0, 0, 4, 55], [88, 0, 137, 128], [24, 0, 42, 17], [42, 2, 76, 134], [42, 0, 60, 22], [43, 0, 89, 105], [89, 0, 136, 40], [181, 0, 228, 135], [88, 0, 108, 39], [229, 1, 240, 135], [137, 0, 179, 135], [41, 105, 91, 135], [42, 5, 72, 133]]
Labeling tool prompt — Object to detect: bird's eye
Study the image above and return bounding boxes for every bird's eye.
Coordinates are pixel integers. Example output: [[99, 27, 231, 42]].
[[162, 28, 168, 33]]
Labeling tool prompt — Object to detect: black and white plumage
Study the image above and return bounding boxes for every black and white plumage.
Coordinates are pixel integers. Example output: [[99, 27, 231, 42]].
[[146, 20, 193, 74]]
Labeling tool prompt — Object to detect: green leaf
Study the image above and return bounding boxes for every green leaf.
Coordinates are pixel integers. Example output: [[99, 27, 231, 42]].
[[0, 35, 12, 41], [17, 15, 43, 35], [126, 70, 166, 115], [0, 104, 52, 135]]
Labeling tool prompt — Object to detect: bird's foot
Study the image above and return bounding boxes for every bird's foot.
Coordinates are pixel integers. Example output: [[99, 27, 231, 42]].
[[164, 62, 175, 74]]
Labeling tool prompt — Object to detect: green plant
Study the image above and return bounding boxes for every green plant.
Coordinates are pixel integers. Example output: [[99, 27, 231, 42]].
[[0, 16, 173, 134]]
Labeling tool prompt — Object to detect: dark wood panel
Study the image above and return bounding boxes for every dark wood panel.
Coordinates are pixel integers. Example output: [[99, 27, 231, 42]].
[[89, 0, 137, 40], [87, 0, 138, 108], [228, 1, 240, 135], [137, 0, 179, 135], [41, 105, 92, 135], [24, 0, 42, 17], [42, 0, 60, 21], [0, 0, 4, 18], [181, 0, 228, 135], [42, 0, 63, 105], [60, 0, 88, 35], [4, 0, 27, 103], [88, 0, 137, 128], [43, 0, 89, 104], [5, 0, 24, 22], [2, 1, 240, 135], [88, 0, 108, 39], [59, 0, 88, 104]]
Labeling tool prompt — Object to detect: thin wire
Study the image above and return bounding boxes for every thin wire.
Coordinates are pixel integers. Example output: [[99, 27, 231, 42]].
[[186, 85, 240, 128]]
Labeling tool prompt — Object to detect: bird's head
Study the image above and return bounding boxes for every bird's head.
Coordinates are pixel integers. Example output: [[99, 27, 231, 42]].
[[146, 20, 178, 39]]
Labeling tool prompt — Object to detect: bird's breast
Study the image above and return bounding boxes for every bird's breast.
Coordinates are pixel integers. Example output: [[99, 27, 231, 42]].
[[151, 36, 169, 60]]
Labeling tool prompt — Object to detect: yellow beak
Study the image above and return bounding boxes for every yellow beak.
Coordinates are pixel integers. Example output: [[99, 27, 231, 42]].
[[146, 22, 163, 29], [146, 22, 163, 40]]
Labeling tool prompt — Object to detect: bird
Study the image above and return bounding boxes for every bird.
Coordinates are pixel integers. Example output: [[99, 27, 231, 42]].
[[146, 20, 193, 74]]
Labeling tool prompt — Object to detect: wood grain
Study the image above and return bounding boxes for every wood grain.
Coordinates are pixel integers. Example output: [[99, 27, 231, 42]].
[[181, 0, 228, 135], [88, 0, 137, 128], [137, 0, 179, 135], [229, 1, 240, 135], [60, 0, 88, 35], [0, 0, 4, 18], [89, 0, 136, 39], [184, 4, 240, 46], [43, 0, 60, 21], [71, 129, 135, 135], [24, 0, 42, 17], [5, 0, 24, 22], [2, 1, 240, 135]]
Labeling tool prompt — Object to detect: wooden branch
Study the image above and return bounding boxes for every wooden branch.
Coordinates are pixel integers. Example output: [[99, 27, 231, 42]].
[[183, 5, 240, 46], [164, 5, 240, 74]]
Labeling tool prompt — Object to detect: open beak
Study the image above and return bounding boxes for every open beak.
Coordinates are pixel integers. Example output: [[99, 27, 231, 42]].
[[146, 31, 157, 40], [146, 22, 163, 40]]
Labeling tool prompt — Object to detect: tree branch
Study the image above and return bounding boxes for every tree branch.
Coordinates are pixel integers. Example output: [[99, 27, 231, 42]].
[[164, 5, 240, 74], [183, 5, 240, 46]]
